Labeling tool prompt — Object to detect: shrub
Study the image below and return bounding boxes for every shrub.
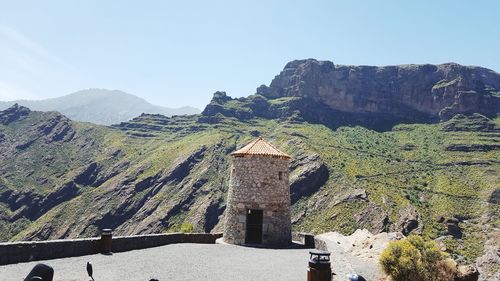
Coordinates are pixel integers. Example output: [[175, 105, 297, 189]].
[[180, 222, 194, 233], [379, 235, 456, 281]]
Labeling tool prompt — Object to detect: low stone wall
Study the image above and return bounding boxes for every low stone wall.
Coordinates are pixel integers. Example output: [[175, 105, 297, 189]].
[[0, 237, 100, 266], [292, 232, 315, 248], [0, 233, 222, 265], [111, 233, 222, 253]]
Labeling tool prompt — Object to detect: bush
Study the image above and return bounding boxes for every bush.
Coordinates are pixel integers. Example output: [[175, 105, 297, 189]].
[[379, 235, 456, 281], [180, 222, 194, 233]]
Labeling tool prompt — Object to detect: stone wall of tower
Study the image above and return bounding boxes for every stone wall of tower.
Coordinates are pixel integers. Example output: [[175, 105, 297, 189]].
[[223, 155, 291, 246]]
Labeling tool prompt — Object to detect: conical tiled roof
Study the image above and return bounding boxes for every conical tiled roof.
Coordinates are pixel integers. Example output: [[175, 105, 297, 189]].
[[231, 137, 291, 158]]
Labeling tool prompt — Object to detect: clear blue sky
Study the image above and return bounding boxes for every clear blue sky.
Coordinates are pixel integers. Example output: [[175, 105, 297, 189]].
[[1, 0, 499, 109]]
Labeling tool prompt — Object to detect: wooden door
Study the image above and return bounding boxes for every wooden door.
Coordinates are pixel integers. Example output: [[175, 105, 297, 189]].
[[245, 209, 263, 244]]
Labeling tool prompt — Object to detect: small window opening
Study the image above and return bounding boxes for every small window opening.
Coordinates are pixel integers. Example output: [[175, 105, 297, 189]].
[[278, 171, 283, 180]]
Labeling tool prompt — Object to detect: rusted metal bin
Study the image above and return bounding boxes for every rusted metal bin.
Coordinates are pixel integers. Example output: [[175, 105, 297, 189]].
[[100, 229, 113, 254], [307, 250, 331, 281]]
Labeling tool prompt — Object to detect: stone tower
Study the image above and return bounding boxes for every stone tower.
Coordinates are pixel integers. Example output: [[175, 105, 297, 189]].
[[223, 137, 292, 247]]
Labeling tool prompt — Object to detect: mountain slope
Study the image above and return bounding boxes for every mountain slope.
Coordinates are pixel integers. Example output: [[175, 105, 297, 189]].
[[0, 104, 498, 265], [0, 60, 499, 271], [0, 89, 200, 125]]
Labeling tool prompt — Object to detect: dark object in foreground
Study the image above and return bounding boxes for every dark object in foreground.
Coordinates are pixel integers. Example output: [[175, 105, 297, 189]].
[[87, 262, 94, 281], [347, 274, 367, 281], [307, 250, 331, 281], [24, 263, 54, 281]]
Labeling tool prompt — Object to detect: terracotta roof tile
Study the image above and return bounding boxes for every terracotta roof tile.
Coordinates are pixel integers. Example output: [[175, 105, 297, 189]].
[[231, 137, 290, 158]]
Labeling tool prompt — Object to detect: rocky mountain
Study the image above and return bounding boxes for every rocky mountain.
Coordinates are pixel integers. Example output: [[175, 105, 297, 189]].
[[0, 60, 499, 276], [204, 59, 500, 130], [0, 89, 200, 125]]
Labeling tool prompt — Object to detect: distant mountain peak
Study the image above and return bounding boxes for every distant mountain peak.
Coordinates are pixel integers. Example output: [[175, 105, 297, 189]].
[[0, 89, 201, 125]]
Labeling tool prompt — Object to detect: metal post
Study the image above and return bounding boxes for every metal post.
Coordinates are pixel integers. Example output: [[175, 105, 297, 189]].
[[100, 228, 113, 254]]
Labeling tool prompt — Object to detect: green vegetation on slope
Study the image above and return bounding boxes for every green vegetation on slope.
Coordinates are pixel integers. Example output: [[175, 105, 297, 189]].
[[0, 106, 498, 264]]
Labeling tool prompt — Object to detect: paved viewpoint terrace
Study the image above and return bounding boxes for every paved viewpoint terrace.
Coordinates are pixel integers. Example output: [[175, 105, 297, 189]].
[[0, 243, 310, 281]]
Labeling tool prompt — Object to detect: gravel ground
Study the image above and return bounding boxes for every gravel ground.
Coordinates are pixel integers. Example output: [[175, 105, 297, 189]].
[[0, 243, 310, 281]]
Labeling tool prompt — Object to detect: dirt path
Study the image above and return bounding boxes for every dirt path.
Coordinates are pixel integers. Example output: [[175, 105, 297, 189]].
[[316, 229, 403, 281]]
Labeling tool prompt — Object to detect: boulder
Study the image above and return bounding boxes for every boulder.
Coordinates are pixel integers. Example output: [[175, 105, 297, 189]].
[[446, 220, 463, 239], [355, 203, 390, 234], [399, 205, 420, 236], [289, 153, 329, 203], [455, 265, 479, 281]]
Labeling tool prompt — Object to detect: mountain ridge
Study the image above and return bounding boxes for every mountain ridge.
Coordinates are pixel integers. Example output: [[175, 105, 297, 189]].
[[0, 89, 200, 125], [203, 59, 499, 130]]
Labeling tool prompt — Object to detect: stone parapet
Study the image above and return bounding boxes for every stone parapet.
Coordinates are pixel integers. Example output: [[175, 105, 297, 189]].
[[0, 232, 222, 265], [292, 232, 315, 248]]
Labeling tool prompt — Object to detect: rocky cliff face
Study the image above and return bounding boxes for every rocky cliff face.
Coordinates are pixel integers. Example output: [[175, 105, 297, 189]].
[[204, 60, 500, 130], [261, 59, 500, 120]]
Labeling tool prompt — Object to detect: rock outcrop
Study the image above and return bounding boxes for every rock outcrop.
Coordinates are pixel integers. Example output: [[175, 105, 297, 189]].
[[398, 204, 421, 236], [0, 104, 30, 125], [456, 265, 480, 281], [445, 217, 463, 239], [289, 152, 329, 203], [203, 60, 500, 130], [443, 113, 498, 132], [260, 59, 500, 121], [475, 230, 500, 281], [315, 229, 404, 280]]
